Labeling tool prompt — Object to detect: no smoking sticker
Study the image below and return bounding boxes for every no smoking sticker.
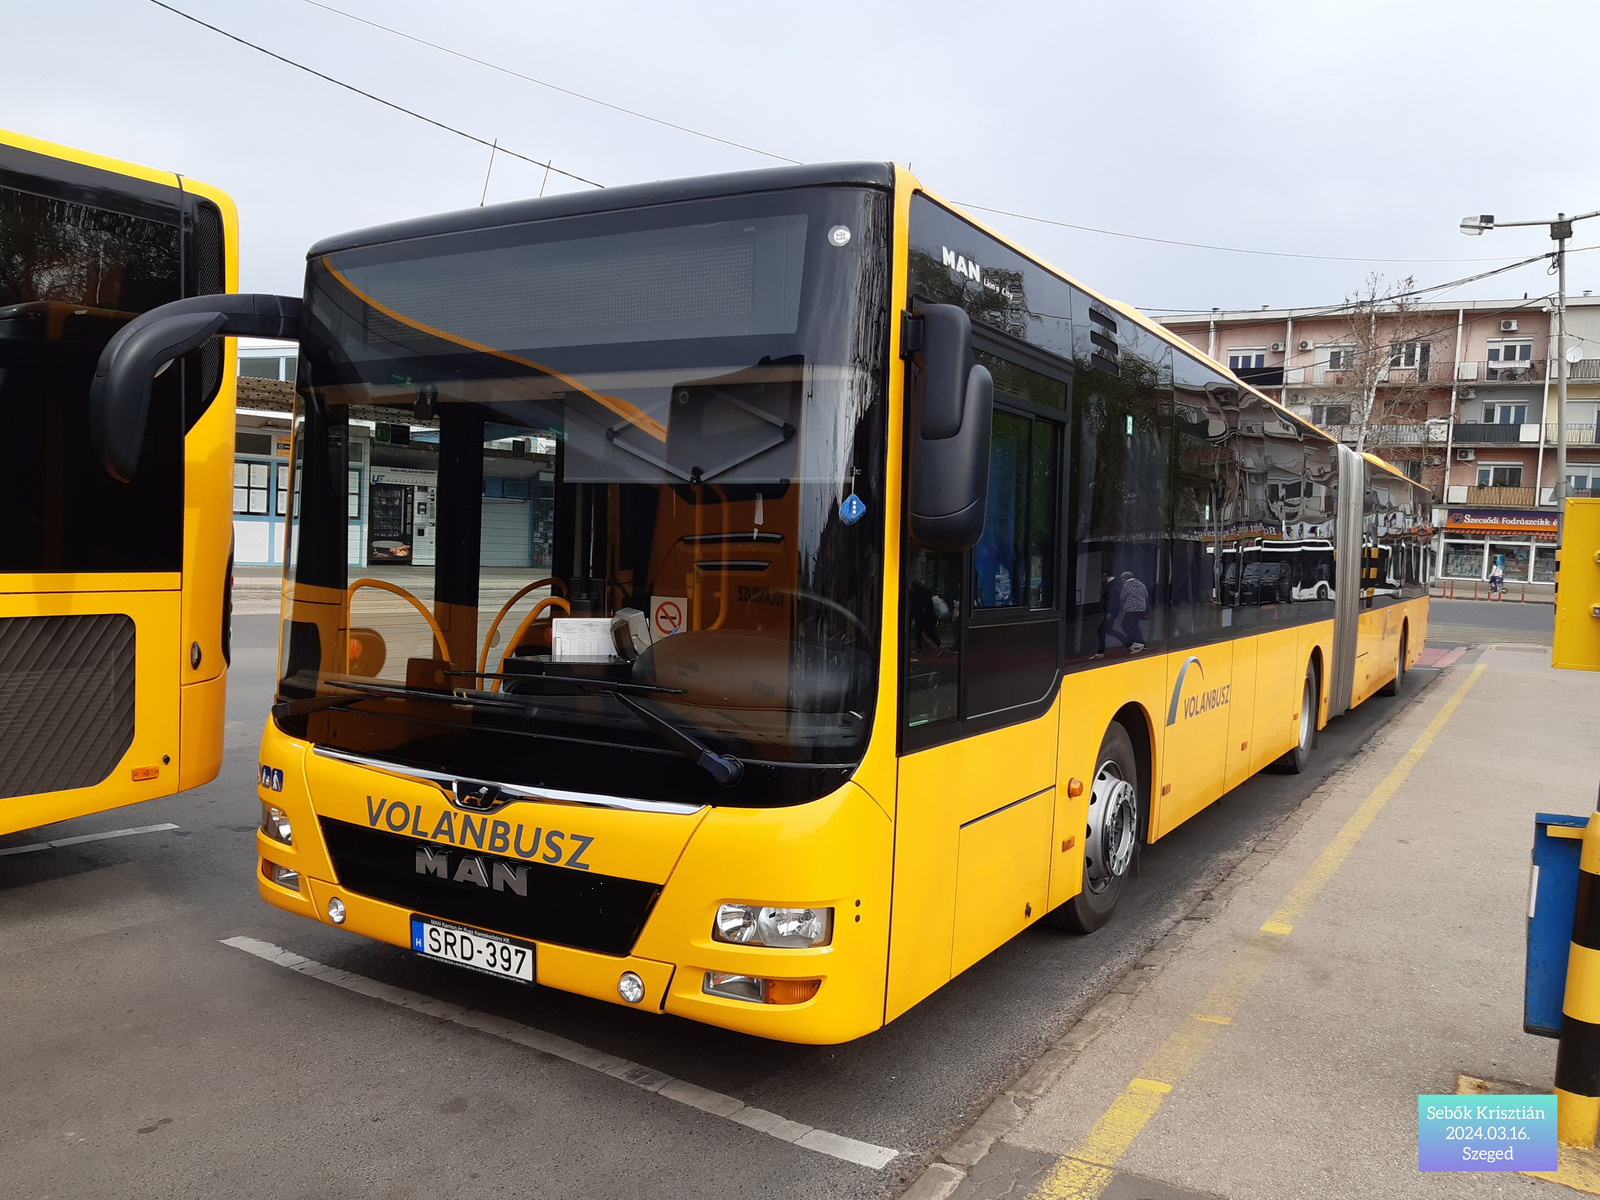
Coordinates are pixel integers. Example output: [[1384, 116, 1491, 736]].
[[651, 596, 687, 637]]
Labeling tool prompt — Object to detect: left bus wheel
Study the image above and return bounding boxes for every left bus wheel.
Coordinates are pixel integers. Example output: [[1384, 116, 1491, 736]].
[[1274, 666, 1319, 774], [1048, 724, 1138, 935]]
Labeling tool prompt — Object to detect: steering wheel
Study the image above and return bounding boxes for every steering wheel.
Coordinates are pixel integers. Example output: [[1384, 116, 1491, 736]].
[[478, 578, 568, 676]]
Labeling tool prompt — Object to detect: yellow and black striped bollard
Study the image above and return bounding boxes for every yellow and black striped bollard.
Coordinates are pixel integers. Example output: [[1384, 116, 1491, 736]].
[[1557, 810, 1600, 1147]]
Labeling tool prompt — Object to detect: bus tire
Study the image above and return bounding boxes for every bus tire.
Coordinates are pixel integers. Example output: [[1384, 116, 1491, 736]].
[[1378, 626, 1407, 697], [1048, 723, 1139, 935], [1274, 664, 1319, 774]]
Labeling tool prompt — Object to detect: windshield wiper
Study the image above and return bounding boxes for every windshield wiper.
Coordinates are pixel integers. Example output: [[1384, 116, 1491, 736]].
[[271, 679, 538, 720]]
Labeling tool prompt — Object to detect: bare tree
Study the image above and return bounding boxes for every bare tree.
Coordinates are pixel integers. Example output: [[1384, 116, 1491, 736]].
[[1317, 274, 1442, 456]]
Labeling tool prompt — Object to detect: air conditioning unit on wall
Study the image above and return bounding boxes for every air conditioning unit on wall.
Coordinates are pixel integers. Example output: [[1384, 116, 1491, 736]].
[[1298, 339, 1314, 351], [1502, 319, 1520, 332], [1270, 342, 1285, 352], [1457, 448, 1476, 461]]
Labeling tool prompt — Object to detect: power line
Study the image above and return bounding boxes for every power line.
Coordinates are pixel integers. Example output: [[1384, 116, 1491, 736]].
[[289, 6, 1555, 269], [303, 0, 802, 167], [958, 201, 1541, 265], [147, 0, 603, 188]]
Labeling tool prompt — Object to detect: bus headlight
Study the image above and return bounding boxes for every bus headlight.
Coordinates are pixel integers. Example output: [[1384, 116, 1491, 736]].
[[713, 904, 832, 948], [260, 802, 293, 845]]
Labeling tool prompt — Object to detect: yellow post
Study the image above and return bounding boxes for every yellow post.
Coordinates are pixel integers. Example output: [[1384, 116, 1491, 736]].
[[1557, 810, 1600, 1146]]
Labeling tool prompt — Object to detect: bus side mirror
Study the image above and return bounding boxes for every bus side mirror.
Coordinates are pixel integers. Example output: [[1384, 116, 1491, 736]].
[[906, 304, 993, 551], [91, 294, 303, 482]]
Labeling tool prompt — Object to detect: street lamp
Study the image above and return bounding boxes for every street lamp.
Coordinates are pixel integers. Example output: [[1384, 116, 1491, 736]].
[[1461, 208, 1600, 505]]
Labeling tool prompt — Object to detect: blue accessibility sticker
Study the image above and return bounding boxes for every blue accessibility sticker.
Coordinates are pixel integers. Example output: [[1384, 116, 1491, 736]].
[[840, 494, 866, 525]]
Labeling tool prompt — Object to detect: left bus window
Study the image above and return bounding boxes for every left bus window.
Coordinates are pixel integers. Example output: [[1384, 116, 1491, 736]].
[[0, 182, 183, 571]]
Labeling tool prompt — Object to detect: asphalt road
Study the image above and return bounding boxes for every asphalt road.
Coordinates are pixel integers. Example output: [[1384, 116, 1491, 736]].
[[1429, 596, 1555, 644], [1, 616, 1438, 1200]]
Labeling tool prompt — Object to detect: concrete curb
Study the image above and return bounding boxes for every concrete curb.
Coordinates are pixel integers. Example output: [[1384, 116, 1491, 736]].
[[886, 656, 1460, 1200]]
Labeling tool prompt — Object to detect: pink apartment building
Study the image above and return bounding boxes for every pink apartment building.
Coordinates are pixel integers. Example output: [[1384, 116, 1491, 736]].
[[1160, 298, 1600, 585]]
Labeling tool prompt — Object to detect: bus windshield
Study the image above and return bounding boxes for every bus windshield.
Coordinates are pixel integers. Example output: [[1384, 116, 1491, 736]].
[[278, 186, 891, 806]]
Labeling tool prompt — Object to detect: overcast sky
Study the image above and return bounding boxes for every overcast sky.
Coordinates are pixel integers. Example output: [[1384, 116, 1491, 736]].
[[11, 0, 1600, 315]]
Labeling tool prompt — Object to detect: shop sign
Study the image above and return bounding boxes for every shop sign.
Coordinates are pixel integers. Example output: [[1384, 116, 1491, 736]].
[[1445, 509, 1559, 535]]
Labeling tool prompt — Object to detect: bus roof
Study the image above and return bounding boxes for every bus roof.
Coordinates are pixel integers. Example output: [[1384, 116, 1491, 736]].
[[307, 161, 896, 258]]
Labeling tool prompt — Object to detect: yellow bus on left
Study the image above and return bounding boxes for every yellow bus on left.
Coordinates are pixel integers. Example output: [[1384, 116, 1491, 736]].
[[0, 128, 244, 836]]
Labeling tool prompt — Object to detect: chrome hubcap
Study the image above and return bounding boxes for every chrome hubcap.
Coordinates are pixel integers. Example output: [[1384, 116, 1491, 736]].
[[1085, 759, 1137, 893]]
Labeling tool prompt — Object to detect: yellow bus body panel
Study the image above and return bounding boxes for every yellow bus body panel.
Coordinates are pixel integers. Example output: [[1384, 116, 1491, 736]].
[[0, 588, 182, 833], [0, 130, 239, 833]]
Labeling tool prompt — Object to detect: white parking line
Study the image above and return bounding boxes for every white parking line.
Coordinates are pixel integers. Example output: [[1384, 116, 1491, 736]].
[[222, 935, 899, 1170], [0, 823, 180, 857]]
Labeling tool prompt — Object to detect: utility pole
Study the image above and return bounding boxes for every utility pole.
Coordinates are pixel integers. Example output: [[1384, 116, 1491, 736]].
[[1461, 209, 1600, 505]]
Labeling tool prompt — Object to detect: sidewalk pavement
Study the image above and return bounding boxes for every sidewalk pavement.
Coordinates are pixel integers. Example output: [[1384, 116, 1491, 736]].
[[916, 643, 1600, 1200]]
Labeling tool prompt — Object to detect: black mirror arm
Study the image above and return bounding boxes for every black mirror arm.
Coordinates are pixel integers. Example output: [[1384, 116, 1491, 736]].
[[91, 294, 302, 482]]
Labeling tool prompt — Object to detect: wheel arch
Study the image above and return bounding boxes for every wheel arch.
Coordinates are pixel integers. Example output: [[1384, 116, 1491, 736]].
[[1307, 644, 1326, 728], [1110, 701, 1155, 844]]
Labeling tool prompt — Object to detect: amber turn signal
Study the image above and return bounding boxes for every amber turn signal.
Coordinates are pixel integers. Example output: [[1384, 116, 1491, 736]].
[[132, 766, 160, 781], [1067, 778, 1084, 797], [763, 979, 821, 1005]]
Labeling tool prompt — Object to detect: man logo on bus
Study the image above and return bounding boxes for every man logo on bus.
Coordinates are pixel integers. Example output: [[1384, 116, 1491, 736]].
[[942, 246, 982, 283], [1165, 656, 1231, 727]]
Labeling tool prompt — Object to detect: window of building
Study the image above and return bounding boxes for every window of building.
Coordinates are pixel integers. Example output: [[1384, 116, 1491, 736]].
[[234, 460, 270, 514], [276, 464, 290, 515], [1442, 541, 1486, 578], [1568, 472, 1592, 496], [238, 352, 299, 381], [1389, 342, 1431, 369], [1228, 349, 1266, 371], [1311, 404, 1352, 425], [1476, 464, 1523, 487], [1326, 347, 1354, 370], [1402, 459, 1422, 482], [1487, 340, 1533, 363], [348, 468, 361, 518], [1484, 403, 1528, 424]]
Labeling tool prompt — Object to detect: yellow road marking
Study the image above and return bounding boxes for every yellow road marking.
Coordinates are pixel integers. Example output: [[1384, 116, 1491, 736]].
[[1030, 661, 1487, 1199]]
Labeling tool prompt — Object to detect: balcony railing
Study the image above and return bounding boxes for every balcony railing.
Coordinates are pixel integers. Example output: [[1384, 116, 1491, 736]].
[[1464, 486, 1535, 506], [1544, 423, 1599, 445], [1312, 423, 1445, 447], [1453, 422, 1538, 444], [1455, 359, 1546, 384]]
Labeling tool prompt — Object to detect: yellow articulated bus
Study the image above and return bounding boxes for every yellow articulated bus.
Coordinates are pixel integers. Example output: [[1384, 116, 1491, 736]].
[[98, 163, 1430, 1042], [0, 129, 252, 836]]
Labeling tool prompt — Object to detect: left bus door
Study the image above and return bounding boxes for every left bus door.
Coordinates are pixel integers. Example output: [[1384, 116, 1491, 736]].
[[0, 129, 238, 836]]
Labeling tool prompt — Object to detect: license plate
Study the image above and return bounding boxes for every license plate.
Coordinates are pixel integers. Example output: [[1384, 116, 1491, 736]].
[[410, 917, 534, 983]]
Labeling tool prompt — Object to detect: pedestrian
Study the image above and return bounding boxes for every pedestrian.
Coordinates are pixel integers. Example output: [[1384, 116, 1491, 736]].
[[1091, 570, 1117, 658], [1488, 554, 1505, 599], [1116, 570, 1148, 653]]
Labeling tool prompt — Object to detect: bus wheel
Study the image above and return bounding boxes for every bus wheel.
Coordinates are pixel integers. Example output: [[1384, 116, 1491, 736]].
[[1379, 627, 1407, 697], [1316, 583, 1329, 601], [1274, 666, 1318, 774], [1049, 724, 1138, 934]]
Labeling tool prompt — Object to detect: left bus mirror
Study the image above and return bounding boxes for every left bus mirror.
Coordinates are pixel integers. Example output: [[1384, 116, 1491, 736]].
[[91, 294, 302, 482], [906, 304, 993, 551]]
